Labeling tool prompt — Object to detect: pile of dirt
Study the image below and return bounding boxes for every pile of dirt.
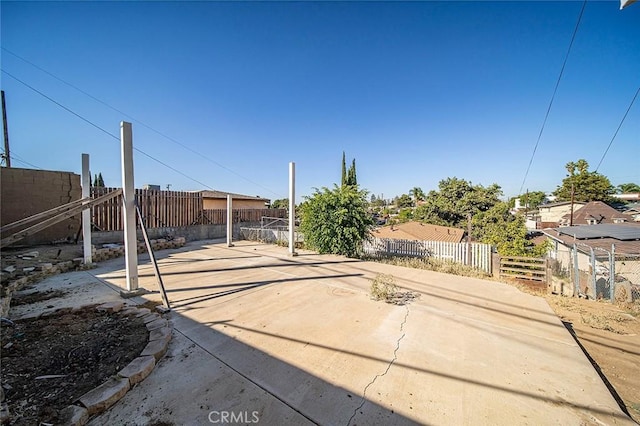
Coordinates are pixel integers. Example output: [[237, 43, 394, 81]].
[[1, 306, 149, 425]]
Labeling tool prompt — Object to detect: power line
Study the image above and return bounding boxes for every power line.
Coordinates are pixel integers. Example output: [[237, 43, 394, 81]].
[[1, 69, 217, 191], [1, 149, 42, 169], [518, 0, 587, 195], [2, 47, 284, 198], [594, 85, 640, 172]]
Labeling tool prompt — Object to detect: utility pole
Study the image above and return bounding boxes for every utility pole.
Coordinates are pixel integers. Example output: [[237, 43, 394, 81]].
[[1, 90, 11, 167], [569, 182, 575, 226]]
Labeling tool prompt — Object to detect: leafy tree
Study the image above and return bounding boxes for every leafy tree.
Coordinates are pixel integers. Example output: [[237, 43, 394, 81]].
[[397, 208, 413, 223], [617, 183, 640, 193], [414, 178, 502, 227], [271, 198, 289, 209], [299, 185, 374, 258], [553, 159, 614, 202], [341, 152, 347, 187], [409, 187, 426, 202], [509, 191, 547, 209], [396, 194, 414, 209]]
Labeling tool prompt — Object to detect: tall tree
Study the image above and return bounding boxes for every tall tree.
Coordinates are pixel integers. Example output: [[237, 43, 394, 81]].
[[509, 191, 547, 209], [341, 151, 347, 187], [553, 159, 614, 202], [617, 183, 640, 193], [396, 194, 414, 208], [299, 185, 374, 258], [414, 178, 502, 227], [97, 172, 105, 187], [270, 198, 289, 209], [409, 187, 426, 202], [473, 202, 549, 257]]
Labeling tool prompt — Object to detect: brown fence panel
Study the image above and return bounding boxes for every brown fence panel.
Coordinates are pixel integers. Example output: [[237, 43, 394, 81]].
[[91, 187, 203, 231]]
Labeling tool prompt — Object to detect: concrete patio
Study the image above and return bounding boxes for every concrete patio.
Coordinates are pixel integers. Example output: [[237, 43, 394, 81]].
[[16, 239, 635, 425]]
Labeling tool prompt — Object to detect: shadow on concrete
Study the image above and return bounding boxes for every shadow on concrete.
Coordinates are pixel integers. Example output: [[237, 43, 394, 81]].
[[168, 273, 363, 308]]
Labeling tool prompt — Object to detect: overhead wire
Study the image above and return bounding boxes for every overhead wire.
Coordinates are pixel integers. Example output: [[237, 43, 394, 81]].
[[518, 0, 587, 195], [2, 69, 217, 191], [1, 47, 284, 198], [1, 149, 43, 169], [594, 85, 640, 172]]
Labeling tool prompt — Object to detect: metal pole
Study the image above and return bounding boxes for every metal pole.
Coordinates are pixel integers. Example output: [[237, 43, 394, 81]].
[[573, 244, 580, 297], [610, 244, 616, 302], [1, 90, 10, 167], [121, 121, 140, 294], [81, 154, 92, 264], [226, 194, 233, 247], [589, 246, 595, 298], [289, 162, 297, 256]]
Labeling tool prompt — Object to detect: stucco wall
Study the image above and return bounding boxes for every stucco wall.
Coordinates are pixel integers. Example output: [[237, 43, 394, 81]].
[[203, 198, 268, 209], [1, 167, 82, 246]]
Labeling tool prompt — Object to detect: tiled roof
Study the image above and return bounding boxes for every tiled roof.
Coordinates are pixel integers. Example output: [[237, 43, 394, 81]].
[[371, 221, 465, 243], [560, 201, 628, 225], [197, 190, 269, 202]]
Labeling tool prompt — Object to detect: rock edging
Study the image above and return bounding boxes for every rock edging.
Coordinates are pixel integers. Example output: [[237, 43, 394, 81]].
[[59, 302, 172, 426]]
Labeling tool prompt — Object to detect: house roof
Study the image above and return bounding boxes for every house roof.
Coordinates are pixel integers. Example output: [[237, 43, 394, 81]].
[[538, 201, 587, 210], [371, 221, 465, 243], [560, 201, 628, 225], [542, 223, 640, 255], [197, 190, 269, 202]]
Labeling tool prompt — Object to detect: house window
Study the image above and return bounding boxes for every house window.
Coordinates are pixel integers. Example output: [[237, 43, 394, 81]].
[[587, 219, 597, 225]]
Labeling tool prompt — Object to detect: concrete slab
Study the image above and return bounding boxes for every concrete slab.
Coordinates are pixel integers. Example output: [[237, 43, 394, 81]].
[[9, 240, 634, 425]]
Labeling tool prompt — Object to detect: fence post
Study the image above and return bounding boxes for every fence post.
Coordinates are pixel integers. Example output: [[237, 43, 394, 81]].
[[120, 121, 141, 295], [288, 162, 297, 256], [610, 244, 616, 302], [226, 195, 233, 247], [81, 153, 92, 264], [589, 247, 596, 298], [573, 244, 580, 297]]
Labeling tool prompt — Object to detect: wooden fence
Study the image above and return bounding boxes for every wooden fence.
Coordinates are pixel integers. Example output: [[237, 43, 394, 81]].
[[363, 237, 493, 273], [499, 256, 550, 283], [91, 187, 287, 231]]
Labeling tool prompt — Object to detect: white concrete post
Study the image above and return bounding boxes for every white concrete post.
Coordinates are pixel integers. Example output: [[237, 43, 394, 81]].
[[81, 154, 92, 264], [289, 162, 297, 256], [121, 121, 139, 293], [227, 194, 234, 247]]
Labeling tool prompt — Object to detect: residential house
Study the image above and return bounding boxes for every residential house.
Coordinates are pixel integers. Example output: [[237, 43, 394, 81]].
[[536, 201, 587, 228], [371, 221, 465, 243], [198, 190, 270, 209], [558, 201, 628, 226]]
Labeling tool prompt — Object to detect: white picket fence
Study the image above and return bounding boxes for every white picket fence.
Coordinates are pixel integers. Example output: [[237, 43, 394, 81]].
[[363, 238, 493, 273]]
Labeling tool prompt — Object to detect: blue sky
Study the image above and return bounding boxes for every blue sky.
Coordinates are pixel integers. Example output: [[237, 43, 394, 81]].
[[1, 1, 638, 203]]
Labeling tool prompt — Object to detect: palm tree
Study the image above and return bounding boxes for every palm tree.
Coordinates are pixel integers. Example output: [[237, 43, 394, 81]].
[[409, 187, 425, 203]]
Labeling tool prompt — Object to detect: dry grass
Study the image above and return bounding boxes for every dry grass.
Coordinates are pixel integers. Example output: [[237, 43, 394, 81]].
[[366, 255, 491, 280]]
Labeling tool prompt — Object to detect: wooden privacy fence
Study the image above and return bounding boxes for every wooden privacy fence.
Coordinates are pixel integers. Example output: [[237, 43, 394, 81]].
[[363, 237, 493, 273], [91, 187, 287, 231], [499, 256, 550, 283]]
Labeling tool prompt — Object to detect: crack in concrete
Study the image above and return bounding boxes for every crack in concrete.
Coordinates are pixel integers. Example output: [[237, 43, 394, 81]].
[[347, 304, 410, 426]]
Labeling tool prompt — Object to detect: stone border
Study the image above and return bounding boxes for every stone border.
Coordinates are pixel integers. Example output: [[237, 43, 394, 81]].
[[53, 301, 172, 426], [0, 237, 185, 318]]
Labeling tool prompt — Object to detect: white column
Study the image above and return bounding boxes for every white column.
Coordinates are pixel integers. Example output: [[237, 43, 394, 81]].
[[289, 162, 297, 256], [81, 154, 92, 264], [121, 121, 139, 292], [227, 194, 234, 247]]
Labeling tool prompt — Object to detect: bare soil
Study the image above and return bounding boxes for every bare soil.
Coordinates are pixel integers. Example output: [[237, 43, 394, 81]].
[[0, 306, 148, 425]]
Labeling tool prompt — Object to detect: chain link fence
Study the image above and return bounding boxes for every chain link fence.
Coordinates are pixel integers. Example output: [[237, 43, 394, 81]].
[[549, 243, 639, 304], [239, 217, 303, 245]]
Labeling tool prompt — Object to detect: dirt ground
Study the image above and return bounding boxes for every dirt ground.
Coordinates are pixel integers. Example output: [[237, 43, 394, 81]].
[[0, 303, 148, 425]]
